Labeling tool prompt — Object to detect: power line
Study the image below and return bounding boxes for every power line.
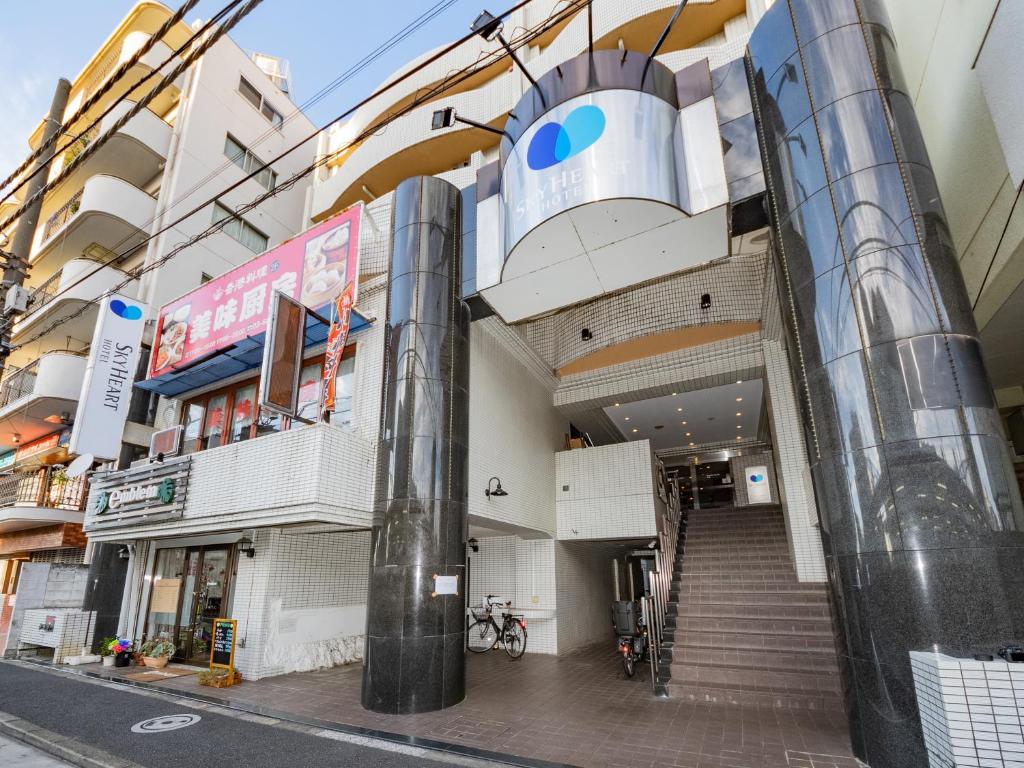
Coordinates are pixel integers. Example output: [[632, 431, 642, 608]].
[[0, 0, 264, 235], [0, 0, 203, 202], [11, 0, 589, 353]]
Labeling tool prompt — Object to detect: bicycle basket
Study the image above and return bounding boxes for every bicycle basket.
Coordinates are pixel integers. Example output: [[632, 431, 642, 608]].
[[470, 605, 490, 621]]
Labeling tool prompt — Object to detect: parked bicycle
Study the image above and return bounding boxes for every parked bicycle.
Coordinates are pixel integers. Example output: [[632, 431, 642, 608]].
[[611, 600, 648, 678], [468, 594, 527, 658]]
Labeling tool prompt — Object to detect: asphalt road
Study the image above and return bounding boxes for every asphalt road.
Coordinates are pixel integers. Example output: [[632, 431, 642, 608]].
[[0, 662, 487, 768]]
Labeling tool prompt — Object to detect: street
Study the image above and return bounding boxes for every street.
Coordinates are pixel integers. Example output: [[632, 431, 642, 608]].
[[0, 662, 504, 768]]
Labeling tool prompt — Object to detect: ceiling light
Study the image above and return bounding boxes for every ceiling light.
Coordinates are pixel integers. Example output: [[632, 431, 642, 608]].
[[689, 442, 695, 447], [736, 380, 743, 384], [614, 402, 620, 407], [736, 412, 742, 416], [737, 425, 742, 429], [632, 428, 638, 433], [685, 432, 691, 437], [676, 407, 682, 412], [624, 416, 630, 421], [672, 392, 677, 396], [682, 421, 687, 425], [736, 436, 743, 441], [736, 397, 743, 402]]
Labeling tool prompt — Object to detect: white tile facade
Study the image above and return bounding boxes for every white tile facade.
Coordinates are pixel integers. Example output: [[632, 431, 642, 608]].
[[555, 441, 661, 540], [911, 651, 1024, 767], [19, 609, 97, 664]]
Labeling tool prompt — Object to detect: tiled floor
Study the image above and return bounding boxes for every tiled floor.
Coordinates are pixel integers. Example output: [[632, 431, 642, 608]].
[[81, 645, 860, 768]]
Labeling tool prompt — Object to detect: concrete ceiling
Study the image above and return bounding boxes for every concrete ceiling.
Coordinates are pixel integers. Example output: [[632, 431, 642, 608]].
[[602, 379, 763, 451]]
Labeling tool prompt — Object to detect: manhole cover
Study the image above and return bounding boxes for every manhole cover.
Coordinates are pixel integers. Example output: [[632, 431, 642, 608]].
[[131, 714, 201, 733]]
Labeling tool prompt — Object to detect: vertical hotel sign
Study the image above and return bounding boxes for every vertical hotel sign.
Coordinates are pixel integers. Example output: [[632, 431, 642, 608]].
[[70, 294, 147, 460], [149, 205, 362, 378]]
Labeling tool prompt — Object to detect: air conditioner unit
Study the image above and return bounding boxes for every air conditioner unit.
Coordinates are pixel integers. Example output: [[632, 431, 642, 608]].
[[149, 425, 183, 459], [4, 285, 30, 315]]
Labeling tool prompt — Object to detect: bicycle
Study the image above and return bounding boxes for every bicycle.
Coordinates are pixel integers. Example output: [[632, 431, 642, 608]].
[[467, 594, 527, 659]]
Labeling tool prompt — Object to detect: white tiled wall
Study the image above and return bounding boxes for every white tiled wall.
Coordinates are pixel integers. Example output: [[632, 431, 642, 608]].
[[911, 651, 1024, 767], [19, 609, 97, 664], [469, 318, 566, 537], [232, 528, 371, 680], [555, 542, 617, 654], [556, 441, 660, 540], [730, 451, 781, 506]]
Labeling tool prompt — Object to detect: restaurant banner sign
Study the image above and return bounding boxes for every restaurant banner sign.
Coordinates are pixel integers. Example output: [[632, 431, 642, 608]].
[[149, 205, 362, 378]]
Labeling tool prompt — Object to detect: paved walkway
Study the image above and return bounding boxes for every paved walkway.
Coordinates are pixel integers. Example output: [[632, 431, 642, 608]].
[[0, 733, 71, 767], [74, 643, 860, 768]]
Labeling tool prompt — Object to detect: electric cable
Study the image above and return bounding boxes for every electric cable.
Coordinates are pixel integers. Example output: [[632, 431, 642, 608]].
[[0, 0, 203, 200], [9, 0, 589, 352], [0, 0, 265, 235], [0, 0, 242, 210]]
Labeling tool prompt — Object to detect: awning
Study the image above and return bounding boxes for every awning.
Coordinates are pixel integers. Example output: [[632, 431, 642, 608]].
[[137, 307, 372, 398]]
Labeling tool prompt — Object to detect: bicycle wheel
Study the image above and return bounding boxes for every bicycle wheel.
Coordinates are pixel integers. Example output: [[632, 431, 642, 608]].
[[504, 621, 527, 659], [467, 619, 498, 652], [622, 652, 635, 678]]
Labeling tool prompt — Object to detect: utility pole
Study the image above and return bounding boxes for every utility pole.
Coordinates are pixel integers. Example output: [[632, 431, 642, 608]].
[[0, 77, 72, 379]]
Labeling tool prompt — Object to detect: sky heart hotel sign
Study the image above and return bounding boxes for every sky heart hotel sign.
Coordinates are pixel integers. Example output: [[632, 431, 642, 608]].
[[70, 294, 147, 461]]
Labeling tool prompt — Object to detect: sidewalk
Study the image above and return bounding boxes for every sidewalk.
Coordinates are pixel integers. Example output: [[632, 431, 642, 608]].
[[59, 644, 858, 768], [0, 733, 71, 768]]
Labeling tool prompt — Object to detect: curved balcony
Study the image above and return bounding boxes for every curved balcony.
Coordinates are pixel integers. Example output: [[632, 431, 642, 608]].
[[31, 175, 156, 267], [49, 101, 171, 199], [0, 352, 87, 449], [13, 257, 139, 342], [313, 0, 748, 217]]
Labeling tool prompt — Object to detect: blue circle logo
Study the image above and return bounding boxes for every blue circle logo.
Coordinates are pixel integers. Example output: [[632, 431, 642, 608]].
[[526, 105, 606, 171], [110, 299, 142, 320], [750, 474, 764, 483]]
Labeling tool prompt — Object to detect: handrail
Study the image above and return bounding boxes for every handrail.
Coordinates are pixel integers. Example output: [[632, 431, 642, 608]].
[[41, 188, 84, 242], [27, 255, 109, 311], [0, 359, 40, 408], [0, 466, 89, 511]]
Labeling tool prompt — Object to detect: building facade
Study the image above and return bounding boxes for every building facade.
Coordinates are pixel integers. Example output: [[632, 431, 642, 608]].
[[4, 2, 1023, 768]]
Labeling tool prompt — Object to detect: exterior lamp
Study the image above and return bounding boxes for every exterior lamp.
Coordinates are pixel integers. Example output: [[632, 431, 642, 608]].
[[431, 107, 511, 141], [485, 476, 508, 499], [237, 536, 256, 559], [471, 9, 546, 107]]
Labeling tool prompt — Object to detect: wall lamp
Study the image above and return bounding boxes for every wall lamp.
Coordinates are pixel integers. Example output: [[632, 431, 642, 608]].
[[468, 537, 480, 553], [471, 10, 546, 107], [237, 536, 256, 559], [485, 476, 509, 499], [431, 106, 512, 141]]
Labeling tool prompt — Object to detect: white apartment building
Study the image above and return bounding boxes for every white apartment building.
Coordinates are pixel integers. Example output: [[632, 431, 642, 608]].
[[0, 0, 314, 654]]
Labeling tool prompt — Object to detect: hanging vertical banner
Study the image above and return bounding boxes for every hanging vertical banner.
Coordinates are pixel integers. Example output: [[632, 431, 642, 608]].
[[70, 294, 147, 460], [319, 281, 355, 420]]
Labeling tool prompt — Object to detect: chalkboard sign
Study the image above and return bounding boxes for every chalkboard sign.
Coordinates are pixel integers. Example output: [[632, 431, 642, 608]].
[[210, 617, 236, 671]]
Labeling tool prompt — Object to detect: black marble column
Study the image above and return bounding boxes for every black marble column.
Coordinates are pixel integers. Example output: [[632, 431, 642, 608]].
[[362, 176, 470, 714], [747, 2, 1024, 766]]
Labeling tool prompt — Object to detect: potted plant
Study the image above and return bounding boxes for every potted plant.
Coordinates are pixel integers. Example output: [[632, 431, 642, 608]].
[[100, 637, 116, 667], [109, 638, 133, 667], [139, 637, 175, 669]]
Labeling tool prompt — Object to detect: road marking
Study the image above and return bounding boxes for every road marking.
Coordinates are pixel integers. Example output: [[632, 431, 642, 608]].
[[131, 714, 202, 733]]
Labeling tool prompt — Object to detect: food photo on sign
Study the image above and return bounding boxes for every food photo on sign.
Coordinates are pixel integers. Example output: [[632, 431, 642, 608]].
[[148, 204, 362, 379]]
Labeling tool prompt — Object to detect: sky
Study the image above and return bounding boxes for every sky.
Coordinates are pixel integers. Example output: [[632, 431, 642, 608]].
[[0, 0, 478, 178]]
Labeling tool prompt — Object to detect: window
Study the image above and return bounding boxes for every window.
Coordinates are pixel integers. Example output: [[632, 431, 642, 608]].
[[212, 202, 268, 253], [180, 350, 356, 452], [238, 76, 282, 128], [224, 134, 276, 191]]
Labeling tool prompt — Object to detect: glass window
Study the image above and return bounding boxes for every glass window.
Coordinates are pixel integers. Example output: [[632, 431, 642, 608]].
[[224, 134, 246, 171], [256, 406, 282, 437], [202, 394, 228, 449], [230, 384, 257, 443], [182, 402, 205, 453], [238, 76, 262, 110], [212, 203, 268, 253], [295, 361, 323, 424], [333, 355, 356, 427], [145, 548, 187, 642]]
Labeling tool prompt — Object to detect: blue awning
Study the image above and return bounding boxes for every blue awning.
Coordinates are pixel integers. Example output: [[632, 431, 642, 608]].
[[136, 308, 372, 398]]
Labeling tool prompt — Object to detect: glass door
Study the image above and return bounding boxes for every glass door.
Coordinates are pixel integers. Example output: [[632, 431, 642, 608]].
[[178, 546, 232, 663]]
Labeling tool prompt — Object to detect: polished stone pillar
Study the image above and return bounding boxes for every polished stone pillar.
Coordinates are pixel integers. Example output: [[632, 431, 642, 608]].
[[82, 543, 129, 654], [747, 2, 1024, 765], [362, 176, 469, 714]]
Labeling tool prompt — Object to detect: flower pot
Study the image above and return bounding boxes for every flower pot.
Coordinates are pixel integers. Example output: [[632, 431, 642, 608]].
[[114, 651, 132, 668], [102, 656, 116, 667], [143, 656, 170, 669]]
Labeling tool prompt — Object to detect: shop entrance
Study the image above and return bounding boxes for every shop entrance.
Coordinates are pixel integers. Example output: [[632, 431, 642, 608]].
[[144, 545, 234, 665]]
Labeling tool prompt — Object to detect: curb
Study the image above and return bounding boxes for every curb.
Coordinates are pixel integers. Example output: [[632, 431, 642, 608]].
[[4, 660, 579, 768], [0, 709, 146, 768]]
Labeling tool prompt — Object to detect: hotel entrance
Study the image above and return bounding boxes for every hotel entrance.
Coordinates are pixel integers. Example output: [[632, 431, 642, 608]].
[[143, 544, 234, 665]]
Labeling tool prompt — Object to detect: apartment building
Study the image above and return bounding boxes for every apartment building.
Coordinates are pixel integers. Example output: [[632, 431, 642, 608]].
[[0, 1, 314, 654], [17, 1, 1024, 767]]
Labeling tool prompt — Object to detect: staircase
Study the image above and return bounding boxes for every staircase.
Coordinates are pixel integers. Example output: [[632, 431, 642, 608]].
[[657, 505, 843, 710]]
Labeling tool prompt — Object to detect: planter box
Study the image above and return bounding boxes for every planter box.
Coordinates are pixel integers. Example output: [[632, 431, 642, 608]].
[[199, 670, 242, 688]]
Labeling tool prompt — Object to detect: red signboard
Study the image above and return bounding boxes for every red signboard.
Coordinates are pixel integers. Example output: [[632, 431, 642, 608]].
[[319, 281, 355, 419], [149, 205, 362, 378]]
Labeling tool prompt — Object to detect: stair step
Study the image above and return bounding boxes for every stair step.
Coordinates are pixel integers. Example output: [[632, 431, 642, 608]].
[[675, 602, 831, 620], [668, 682, 843, 711], [671, 646, 839, 675], [669, 661, 842, 696], [677, 631, 837, 653], [674, 615, 834, 635]]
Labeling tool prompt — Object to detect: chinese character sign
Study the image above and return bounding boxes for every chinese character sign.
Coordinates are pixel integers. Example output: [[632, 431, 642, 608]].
[[149, 205, 362, 378], [319, 281, 355, 420]]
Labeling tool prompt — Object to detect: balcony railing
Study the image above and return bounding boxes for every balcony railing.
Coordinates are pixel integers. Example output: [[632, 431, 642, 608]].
[[61, 126, 99, 167], [41, 188, 83, 242], [0, 467, 89, 511], [0, 360, 39, 409], [26, 255, 106, 313]]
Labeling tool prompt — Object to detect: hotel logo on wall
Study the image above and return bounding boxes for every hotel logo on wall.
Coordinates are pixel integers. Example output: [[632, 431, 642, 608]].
[[69, 294, 147, 461]]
